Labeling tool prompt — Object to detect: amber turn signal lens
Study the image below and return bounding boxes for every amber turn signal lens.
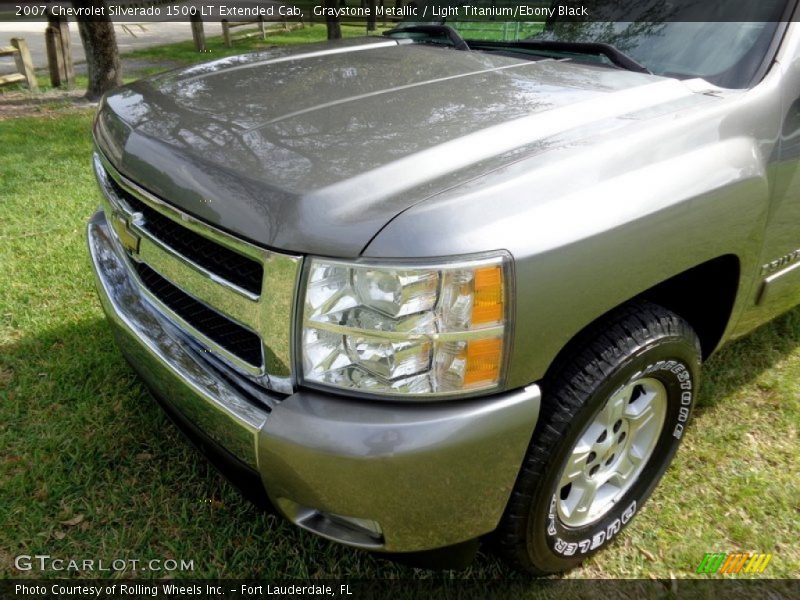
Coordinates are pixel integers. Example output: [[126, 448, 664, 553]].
[[471, 265, 504, 325], [464, 337, 503, 386]]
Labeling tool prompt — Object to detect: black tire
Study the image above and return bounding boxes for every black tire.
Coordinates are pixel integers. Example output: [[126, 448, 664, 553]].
[[495, 301, 701, 575]]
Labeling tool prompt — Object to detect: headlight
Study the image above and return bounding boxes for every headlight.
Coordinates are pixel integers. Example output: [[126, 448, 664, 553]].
[[300, 253, 511, 398]]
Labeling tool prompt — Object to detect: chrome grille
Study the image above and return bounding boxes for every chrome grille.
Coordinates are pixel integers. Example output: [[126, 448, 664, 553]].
[[94, 150, 301, 395], [135, 262, 264, 366], [108, 178, 264, 296]]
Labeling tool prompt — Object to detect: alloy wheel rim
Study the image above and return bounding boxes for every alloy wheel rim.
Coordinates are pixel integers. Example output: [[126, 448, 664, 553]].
[[556, 377, 668, 528]]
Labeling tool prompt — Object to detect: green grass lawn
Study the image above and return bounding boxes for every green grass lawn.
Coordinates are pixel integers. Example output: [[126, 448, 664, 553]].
[[1, 111, 797, 582]]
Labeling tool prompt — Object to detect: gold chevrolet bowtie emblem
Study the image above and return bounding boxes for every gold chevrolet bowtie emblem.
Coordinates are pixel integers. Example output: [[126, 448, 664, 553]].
[[110, 211, 141, 254]]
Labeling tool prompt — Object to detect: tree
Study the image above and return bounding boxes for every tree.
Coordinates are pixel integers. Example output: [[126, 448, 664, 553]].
[[324, 0, 342, 40], [366, 0, 377, 32], [72, 0, 121, 100]]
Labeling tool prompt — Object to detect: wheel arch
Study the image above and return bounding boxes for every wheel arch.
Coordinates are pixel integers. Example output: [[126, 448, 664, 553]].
[[638, 254, 740, 360], [540, 254, 741, 385]]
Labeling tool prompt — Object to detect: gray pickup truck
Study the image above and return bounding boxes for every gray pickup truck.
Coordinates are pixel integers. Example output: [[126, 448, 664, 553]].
[[87, 6, 798, 574]]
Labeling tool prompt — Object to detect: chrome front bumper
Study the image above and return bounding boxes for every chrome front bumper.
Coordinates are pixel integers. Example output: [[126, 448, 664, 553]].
[[88, 210, 541, 552]]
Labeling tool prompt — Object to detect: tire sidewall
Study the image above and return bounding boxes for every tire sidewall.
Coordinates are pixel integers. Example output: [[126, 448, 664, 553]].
[[526, 337, 699, 571]]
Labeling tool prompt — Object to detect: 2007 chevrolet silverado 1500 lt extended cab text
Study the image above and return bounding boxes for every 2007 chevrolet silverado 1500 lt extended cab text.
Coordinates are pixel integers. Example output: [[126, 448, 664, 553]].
[[87, 1, 799, 573]]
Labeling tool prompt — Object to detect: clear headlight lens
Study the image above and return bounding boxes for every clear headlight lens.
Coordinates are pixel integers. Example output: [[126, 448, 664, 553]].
[[301, 254, 510, 398]]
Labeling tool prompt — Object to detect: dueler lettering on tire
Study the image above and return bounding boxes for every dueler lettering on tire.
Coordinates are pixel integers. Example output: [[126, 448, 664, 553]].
[[495, 301, 701, 575], [547, 497, 637, 557]]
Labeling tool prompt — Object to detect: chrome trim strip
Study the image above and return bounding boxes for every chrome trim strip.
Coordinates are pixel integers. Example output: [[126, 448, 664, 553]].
[[137, 238, 264, 336], [764, 258, 800, 286], [757, 258, 800, 306], [136, 230, 261, 302], [93, 151, 302, 394], [134, 260, 267, 377], [304, 319, 505, 342]]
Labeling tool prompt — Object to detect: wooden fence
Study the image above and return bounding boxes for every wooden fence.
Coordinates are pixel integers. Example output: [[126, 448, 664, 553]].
[[0, 38, 38, 91]]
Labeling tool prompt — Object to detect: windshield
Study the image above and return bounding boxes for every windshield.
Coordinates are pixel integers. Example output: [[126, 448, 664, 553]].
[[402, 0, 791, 88]]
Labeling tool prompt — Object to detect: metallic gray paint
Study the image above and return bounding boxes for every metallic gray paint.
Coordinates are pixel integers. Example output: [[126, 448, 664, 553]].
[[88, 211, 541, 550], [95, 38, 676, 257], [258, 385, 540, 550]]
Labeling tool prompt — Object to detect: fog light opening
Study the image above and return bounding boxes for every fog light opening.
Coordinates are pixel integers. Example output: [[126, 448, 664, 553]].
[[276, 498, 385, 549]]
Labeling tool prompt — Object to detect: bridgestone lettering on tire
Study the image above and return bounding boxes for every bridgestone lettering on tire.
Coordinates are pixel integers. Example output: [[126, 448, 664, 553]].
[[495, 301, 701, 575]]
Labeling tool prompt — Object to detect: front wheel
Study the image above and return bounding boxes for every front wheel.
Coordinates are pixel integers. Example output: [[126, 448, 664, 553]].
[[495, 301, 701, 575]]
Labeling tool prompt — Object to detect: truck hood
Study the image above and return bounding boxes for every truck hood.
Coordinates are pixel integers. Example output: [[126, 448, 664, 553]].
[[95, 37, 708, 257]]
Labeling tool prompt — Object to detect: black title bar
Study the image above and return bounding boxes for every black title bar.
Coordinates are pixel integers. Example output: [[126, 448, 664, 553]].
[[1, 0, 798, 23]]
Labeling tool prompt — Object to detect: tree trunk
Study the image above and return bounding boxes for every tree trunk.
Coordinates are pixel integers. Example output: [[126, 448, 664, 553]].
[[367, 0, 377, 31], [324, 0, 342, 39], [73, 0, 121, 100]]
